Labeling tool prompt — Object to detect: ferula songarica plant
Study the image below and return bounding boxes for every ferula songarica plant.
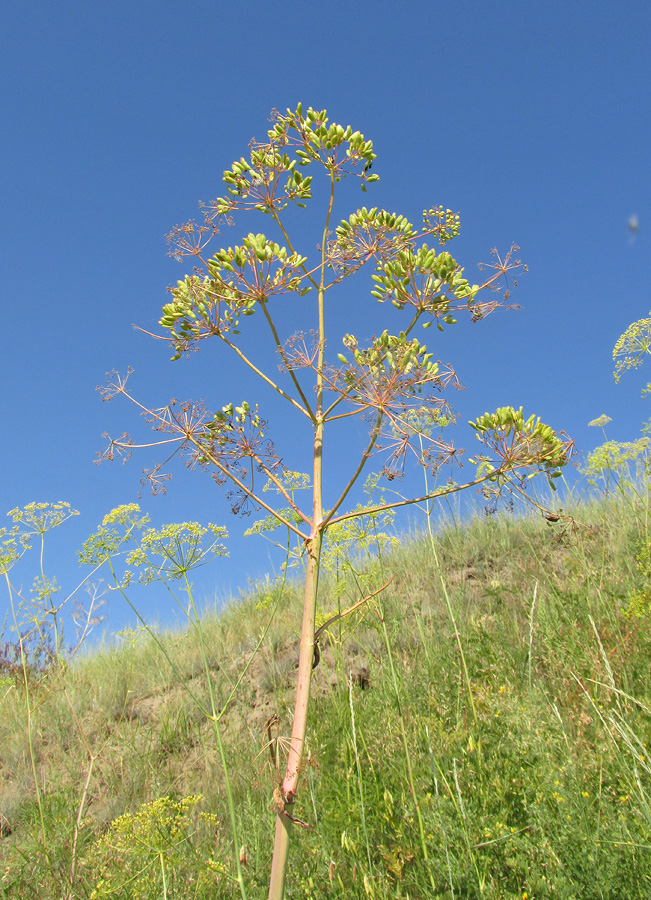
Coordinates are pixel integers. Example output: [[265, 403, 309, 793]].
[[98, 104, 574, 900]]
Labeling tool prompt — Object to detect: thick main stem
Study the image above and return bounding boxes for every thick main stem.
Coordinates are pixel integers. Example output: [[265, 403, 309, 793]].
[[268, 411, 324, 899], [268, 173, 332, 900], [267, 530, 322, 900]]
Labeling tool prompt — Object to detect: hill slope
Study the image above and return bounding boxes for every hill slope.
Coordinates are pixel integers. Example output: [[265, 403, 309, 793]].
[[2, 493, 651, 899]]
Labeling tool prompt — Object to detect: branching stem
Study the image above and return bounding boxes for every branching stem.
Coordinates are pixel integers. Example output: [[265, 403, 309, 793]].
[[219, 329, 313, 420], [322, 412, 383, 527], [257, 302, 316, 420]]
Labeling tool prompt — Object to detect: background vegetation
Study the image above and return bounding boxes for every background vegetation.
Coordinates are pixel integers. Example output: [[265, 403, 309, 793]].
[[3, 451, 651, 898]]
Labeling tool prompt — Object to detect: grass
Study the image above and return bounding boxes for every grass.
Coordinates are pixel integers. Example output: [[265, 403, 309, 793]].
[[2, 487, 651, 898]]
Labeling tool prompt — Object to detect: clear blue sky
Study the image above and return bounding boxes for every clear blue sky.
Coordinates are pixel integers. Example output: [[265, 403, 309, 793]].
[[2, 1, 650, 642]]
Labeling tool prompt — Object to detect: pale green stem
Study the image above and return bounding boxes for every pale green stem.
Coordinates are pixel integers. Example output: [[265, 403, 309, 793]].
[[62, 688, 107, 900], [218, 327, 313, 421], [247, 451, 312, 529], [258, 301, 316, 420], [66, 756, 95, 899], [322, 412, 383, 527], [109, 561, 250, 899], [186, 436, 308, 542], [453, 758, 484, 892], [378, 603, 437, 894], [271, 209, 320, 294], [327, 468, 507, 528], [159, 851, 168, 900], [208, 709, 248, 900], [107, 554, 258, 899], [106, 562, 204, 710], [6, 572, 48, 851], [348, 677, 372, 871], [418, 435, 478, 727], [322, 407, 363, 423], [38, 530, 61, 659], [217, 547, 290, 720], [528, 582, 538, 710], [425, 726, 456, 899]]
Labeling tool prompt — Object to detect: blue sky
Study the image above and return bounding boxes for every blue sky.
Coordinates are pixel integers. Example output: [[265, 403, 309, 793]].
[[2, 1, 650, 643]]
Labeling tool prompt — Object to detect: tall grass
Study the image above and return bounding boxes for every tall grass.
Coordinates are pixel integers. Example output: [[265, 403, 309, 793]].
[[2, 483, 651, 898]]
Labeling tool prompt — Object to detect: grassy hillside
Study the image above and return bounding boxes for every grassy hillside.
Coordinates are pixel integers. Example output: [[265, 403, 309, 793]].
[[2, 488, 651, 899]]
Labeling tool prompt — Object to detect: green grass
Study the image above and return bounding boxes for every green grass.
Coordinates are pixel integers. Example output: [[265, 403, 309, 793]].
[[3, 489, 651, 899]]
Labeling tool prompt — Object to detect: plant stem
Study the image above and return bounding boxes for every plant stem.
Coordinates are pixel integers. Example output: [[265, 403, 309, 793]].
[[378, 604, 437, 895], [528, 581, 538, 707], [219, 326, 313, 421], [348, 676, 372, 872], [182, 573, 248, 899], [268, 165, 335, 900], [419, 435, 478, 727], [159, 851, 168, 900], [6, 574, 48, 851], [322, 412, 383, 527], [426, 726, 456, 899], [267, 531, 322, 900]]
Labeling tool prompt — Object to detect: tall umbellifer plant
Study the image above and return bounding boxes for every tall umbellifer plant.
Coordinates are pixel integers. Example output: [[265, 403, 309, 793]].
[[99, 104, 573, 899]]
